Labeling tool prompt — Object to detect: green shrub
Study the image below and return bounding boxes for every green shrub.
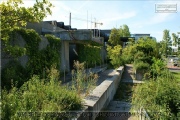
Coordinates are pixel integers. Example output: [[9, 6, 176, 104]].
[[2, 70, 83, 120], [131, 75, 180, 119], [1, 60, 27, 90], [107, 45, 124, 68]]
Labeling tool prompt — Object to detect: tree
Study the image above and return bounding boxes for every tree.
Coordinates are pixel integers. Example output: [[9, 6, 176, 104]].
[[107, 45, 124, 68], [0, 0, 53, 35], [172, 33, 178, 47], [108, 24, 131, 46], [108, 28, 121, 46], [0, 0, 53, 56], [162, 29, 171, 57], [122, 43, 136, 63], [107, 25, 131, 67], [119, 24, 131, 37]]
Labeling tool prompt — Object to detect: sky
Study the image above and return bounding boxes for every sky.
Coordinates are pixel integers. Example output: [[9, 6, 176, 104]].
[[3, 0, 180, 42]]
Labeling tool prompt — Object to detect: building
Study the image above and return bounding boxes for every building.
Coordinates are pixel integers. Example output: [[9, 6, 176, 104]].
[[131, 34, 156, 41], [26, 21, 104, 72]]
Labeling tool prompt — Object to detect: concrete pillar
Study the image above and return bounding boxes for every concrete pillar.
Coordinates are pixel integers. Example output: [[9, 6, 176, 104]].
[[61, 41, 70, 72]]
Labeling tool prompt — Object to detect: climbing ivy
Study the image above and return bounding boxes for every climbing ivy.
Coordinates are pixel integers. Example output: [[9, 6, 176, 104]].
[[19, 29, 61, 78], [2, 28, 61, 89], [78, 43, 102, 67], [39, 34, 61, 77]]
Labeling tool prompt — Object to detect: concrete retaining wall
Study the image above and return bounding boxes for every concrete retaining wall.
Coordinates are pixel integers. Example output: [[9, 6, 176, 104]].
[[1, 36, 50, 70], [78, 66, 124, 120]]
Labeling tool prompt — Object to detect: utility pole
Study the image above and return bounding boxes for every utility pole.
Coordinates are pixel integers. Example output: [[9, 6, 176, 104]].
[[69, 12, 71, 30]]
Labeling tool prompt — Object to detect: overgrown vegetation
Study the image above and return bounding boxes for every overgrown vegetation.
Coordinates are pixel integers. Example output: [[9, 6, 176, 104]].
[[114, 83, 137, 102], [131, 70, 180, 119], [2, 68, 83, 120], [78, 44, 102, 67], [1, 60, 27, 89], [107, 24, 131, 68], [107, 45, 124, 68], [71, 61, 98, 97], [1, 28, 61, 89], [107, 26, 180, 119], [1, 1, 100, 120]]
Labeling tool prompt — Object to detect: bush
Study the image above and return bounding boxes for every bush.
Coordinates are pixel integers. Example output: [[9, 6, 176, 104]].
[[2, 69, 83, 120], [131, 71, 180, 119], [107, 45, 124, 68], [1, 60, 27, 90]]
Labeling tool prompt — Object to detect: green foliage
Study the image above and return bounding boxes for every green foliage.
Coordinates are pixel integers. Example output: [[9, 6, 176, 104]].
[[131, 72, 180, 119], [2, 68, 83, 120], [107, 45, 124, 68], [108, 28, 121, 46], [133, 38, 160, 71], [45, 34, 61, 50], [107, 24, 131, 68], [161, 29, 171, 57], [71, 61, 98, 97], [1, 0, 56, 80], [0, 0, 53, 41], [122, 43, 136, 63], [133, 61, 149, 71], [1, 28, 61, 89], [108, 24, 130, 46], [78, 44, 102, 67], [172, 33, 178, 46], [19, 29, 61, 78], [3, 45, 26, 58], [119, 24, 131, 37], [148, 57, 166, 79], [1, 60, 27, 89]]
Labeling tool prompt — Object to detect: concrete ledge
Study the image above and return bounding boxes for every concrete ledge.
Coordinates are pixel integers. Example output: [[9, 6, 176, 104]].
[[78, 66, 124, 120]]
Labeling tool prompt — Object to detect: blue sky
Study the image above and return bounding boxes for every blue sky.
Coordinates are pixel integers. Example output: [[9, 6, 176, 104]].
[[42, 0, 180, 42], [6, 0, 180, 42]]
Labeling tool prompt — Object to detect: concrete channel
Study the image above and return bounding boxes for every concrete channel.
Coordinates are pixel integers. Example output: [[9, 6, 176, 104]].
[[61, 64, 149, 120]]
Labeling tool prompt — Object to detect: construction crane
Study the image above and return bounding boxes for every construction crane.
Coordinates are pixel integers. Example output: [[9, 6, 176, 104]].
[[65, 13, 103, 37], [93, 18, 103, 37]]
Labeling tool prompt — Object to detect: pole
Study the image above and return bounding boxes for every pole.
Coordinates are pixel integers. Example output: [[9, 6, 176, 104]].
[[69, 12, 71, 30], [87, 11, 88, 30]]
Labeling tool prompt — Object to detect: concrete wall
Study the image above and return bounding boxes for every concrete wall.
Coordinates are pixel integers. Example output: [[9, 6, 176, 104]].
[[1, 35, 51, 70], [78, 66, 124, 120], [54, 30, 93, 41], [60, 41, 70, 72], [26, 22, 65, 35]]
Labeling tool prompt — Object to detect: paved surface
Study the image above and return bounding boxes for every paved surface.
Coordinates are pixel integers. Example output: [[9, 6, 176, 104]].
[[60, 65, 107, 84], [96, 69, 117, 86], [61, 65, 118, 88]]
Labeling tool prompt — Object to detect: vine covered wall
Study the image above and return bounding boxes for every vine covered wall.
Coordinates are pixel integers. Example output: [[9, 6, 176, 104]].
[[1, 28, 61, 89], [78, 43, 102, 67]]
